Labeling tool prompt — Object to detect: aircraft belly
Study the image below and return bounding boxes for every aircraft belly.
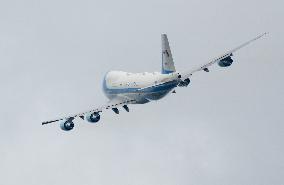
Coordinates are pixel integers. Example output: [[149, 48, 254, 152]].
[[143, 90, 172, 100]]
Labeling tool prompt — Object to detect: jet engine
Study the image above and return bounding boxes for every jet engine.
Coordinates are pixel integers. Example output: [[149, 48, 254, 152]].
[[60, 120, 74, 131], [85, 112, 101, 123], [218, 56, 234, 67], [178, 78, 190, 87]]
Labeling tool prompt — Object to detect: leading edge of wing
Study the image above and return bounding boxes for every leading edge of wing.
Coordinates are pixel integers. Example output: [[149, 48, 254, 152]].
[[181, 32, 268, 79]]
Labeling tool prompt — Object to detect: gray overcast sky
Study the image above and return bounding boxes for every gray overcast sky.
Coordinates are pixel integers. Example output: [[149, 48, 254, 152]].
[[0, 0, 283, 184]]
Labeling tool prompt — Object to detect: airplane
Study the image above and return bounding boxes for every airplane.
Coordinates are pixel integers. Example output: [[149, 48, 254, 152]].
[[42, 33, 267, 131]]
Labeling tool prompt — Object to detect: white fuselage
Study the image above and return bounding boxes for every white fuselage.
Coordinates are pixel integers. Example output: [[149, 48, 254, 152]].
[[103, 71, 180, 104]]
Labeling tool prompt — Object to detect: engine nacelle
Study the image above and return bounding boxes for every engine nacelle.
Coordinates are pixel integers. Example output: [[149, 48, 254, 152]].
[[218, 56, 233, 67], [178, 78, 190, 87], [85, 112, 100, 123], [60, 120, 74, 131]]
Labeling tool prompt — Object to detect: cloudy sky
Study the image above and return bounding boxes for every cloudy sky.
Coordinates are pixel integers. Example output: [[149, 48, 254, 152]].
[[0, 0, 283, 184]]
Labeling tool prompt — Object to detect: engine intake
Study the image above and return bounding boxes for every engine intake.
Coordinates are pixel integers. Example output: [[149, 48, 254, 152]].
[[60, 120, 74, 131], [178, 78, 190, 87], [85, 112, 100, 123], [218, 56, 233, 67]]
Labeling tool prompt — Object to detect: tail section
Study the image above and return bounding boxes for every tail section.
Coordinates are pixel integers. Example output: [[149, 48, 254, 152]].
[[161, 34, 176, 74]]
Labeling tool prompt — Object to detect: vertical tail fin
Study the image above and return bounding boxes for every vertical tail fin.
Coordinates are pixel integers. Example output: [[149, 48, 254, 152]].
[[161, 34, 176, 74]]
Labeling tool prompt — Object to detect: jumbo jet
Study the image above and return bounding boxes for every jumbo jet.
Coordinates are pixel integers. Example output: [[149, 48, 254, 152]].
[[42, 33, 267, 131]]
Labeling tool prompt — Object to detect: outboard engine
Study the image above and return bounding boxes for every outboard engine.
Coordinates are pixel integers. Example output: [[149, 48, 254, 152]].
[[218, 56, 234, 67], [85, 112, 100, 123], [178, 78, 190, 87], [60, 120, 74, 131]]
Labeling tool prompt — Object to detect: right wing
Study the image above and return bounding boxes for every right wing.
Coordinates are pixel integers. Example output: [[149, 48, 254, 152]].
[[42, 97, 136, 125], [180, 32, 268, 80]]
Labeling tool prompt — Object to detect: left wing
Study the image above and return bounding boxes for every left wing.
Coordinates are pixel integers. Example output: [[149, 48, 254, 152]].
[[42, 98, 136, 125], [180, 33, 268, 80]]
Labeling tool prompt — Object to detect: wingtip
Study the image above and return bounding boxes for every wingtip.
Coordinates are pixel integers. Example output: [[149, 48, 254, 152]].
[[42, 119, 60, 125], [262, 32, 269, 37], [252, 32, 268, 41]]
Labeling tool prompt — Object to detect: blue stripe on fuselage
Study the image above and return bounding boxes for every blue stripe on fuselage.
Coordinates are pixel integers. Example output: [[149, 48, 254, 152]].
[[103, 78, 178, 95], [140, 80, 178, 93], [162, 66, 174, 74]]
